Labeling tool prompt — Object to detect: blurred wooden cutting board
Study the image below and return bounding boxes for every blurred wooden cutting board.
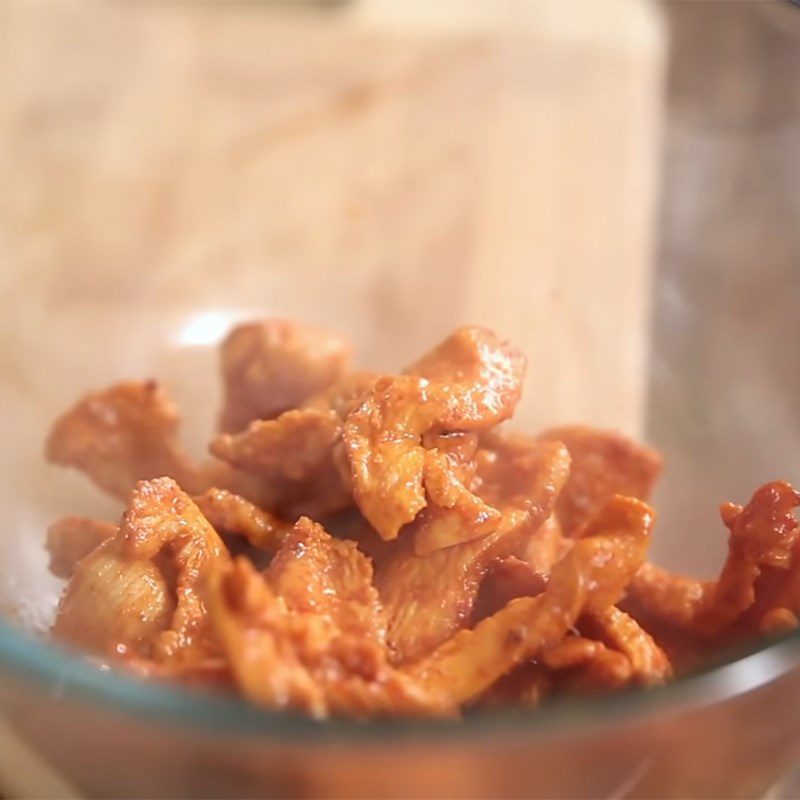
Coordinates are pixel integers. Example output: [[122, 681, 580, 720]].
[[0, 3, 666, 797], [0, 0, 663, 435]]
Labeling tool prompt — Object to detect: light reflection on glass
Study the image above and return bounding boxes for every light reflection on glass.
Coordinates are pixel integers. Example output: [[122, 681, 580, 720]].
[[173, 310, 250, 347]]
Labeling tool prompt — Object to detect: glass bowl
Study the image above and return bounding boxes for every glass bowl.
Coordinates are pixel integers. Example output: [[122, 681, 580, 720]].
[[1, 286, 799, 800], [2, 2, 800, 797]]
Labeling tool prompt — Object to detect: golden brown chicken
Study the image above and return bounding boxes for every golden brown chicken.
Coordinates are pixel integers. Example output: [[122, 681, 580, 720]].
[[43, 319, 800, 718], [218, 319, 351, 434]]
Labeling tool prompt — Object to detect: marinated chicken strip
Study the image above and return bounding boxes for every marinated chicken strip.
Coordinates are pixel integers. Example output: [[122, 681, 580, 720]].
[[537, 426, 662, 537], [53, 481, 233, 662], [406, 495, 654, 706], [46, 516, 117, 579], [377, 441, 570, 663], [345, 327, 526, 541], [748, 541, 800, 631], [474, 663, 553, 710], [211, 409, 350, 519], [324, 510, 395, 568], [208, 559, 327, 715], [579, 606, 671, 684], [210, 374, 379, 519], [266, 517, 387, 645], [561, 649, 634, 694], [219, 319, 350, 433], [540, 637, 634, 693], [194, 488, 292, 553], [701, 481, 800, 633], [523, 514, 569, 575], [46, 381, 207, 499], [212, 409, 341, 479], [539, 636, 604, 670], [472, 517, 568, 624], [302, 371, 380, 418], [476, 442, 573, 570], [627, 562, 709, 629], [472, 556, 547, 623], [413, 431, 501, 556], [53, 538, 176, 658], [629, 482, 800, 636], [403, 325, 523, 391], [120, 477, 231, 660], [208, 558, 445, 718], [478, 637, 627, 709]]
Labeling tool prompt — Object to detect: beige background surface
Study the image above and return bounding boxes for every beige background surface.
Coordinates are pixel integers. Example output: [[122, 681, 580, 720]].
[[648, 1, 800, 571], [0, 0, 663, 439]]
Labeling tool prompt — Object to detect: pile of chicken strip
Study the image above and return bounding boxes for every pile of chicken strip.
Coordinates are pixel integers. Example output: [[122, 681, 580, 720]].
[[44, 321, 800, 718]]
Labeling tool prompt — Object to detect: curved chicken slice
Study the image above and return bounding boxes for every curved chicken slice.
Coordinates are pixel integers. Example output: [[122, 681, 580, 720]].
[[211, 410, 341, 479], [472, 663, 553, 710], [53, 539, 176, 658], [541, 636, 633, 694], [626, 562, 709, 629], [46, 516, 117, 579], [473, 633, 635, 710], [539, 635, 604, 670], [559, 649, 635, 695], [345, 327, 526, 542], [54, 478, 231, 661], [537, 425, 662, 538], [194, 488, 292, 553], [210, 373, 379, 519], [629, 481, 800, 637], [46, 380, 208, 499], [405, 495, 654, 706], [218, 319, 351, 434], [475, 441, 573, 551], [377, 441, 570, 664], [210, 410, 350, 519], [471, 514, 570, 625], [120, 477, 231, 660], [749, 543, 800, 633], [404, 325, 526, 403], [413, 431, 501, 556], [265, 517, 387, 646], [208, 558, 445, 718], [468, 450, 572, 617], [473, 565, 670, 687], [699, 481, 800, 633], [471, 556, 547, 623], [303, 371, 381, 418], [579, 606, 671, 685], [207, 559, 328, 716]]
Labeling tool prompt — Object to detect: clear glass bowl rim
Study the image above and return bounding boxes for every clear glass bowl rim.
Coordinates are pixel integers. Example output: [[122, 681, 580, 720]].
[[2, 617, 799, 743]]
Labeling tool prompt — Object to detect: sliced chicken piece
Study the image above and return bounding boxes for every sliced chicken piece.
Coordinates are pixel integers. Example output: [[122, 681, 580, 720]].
[[211, 373, 379, 519], [53, 539, 175, 659], [629, 481, 800, 636], [194, 487, 292, 554], [345, 327, 526, 542], [406, 495, 654, 706], [266, 517, 387, 646], [219, 319, 350, 433], [208, 558, 446, 718], [537, 425, 662, 537], [46, 381, 206, 499], [377, 441, 570, 663]]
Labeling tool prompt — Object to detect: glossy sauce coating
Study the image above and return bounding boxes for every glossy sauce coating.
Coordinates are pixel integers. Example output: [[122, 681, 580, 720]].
[[44, 320, 800, 718]]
